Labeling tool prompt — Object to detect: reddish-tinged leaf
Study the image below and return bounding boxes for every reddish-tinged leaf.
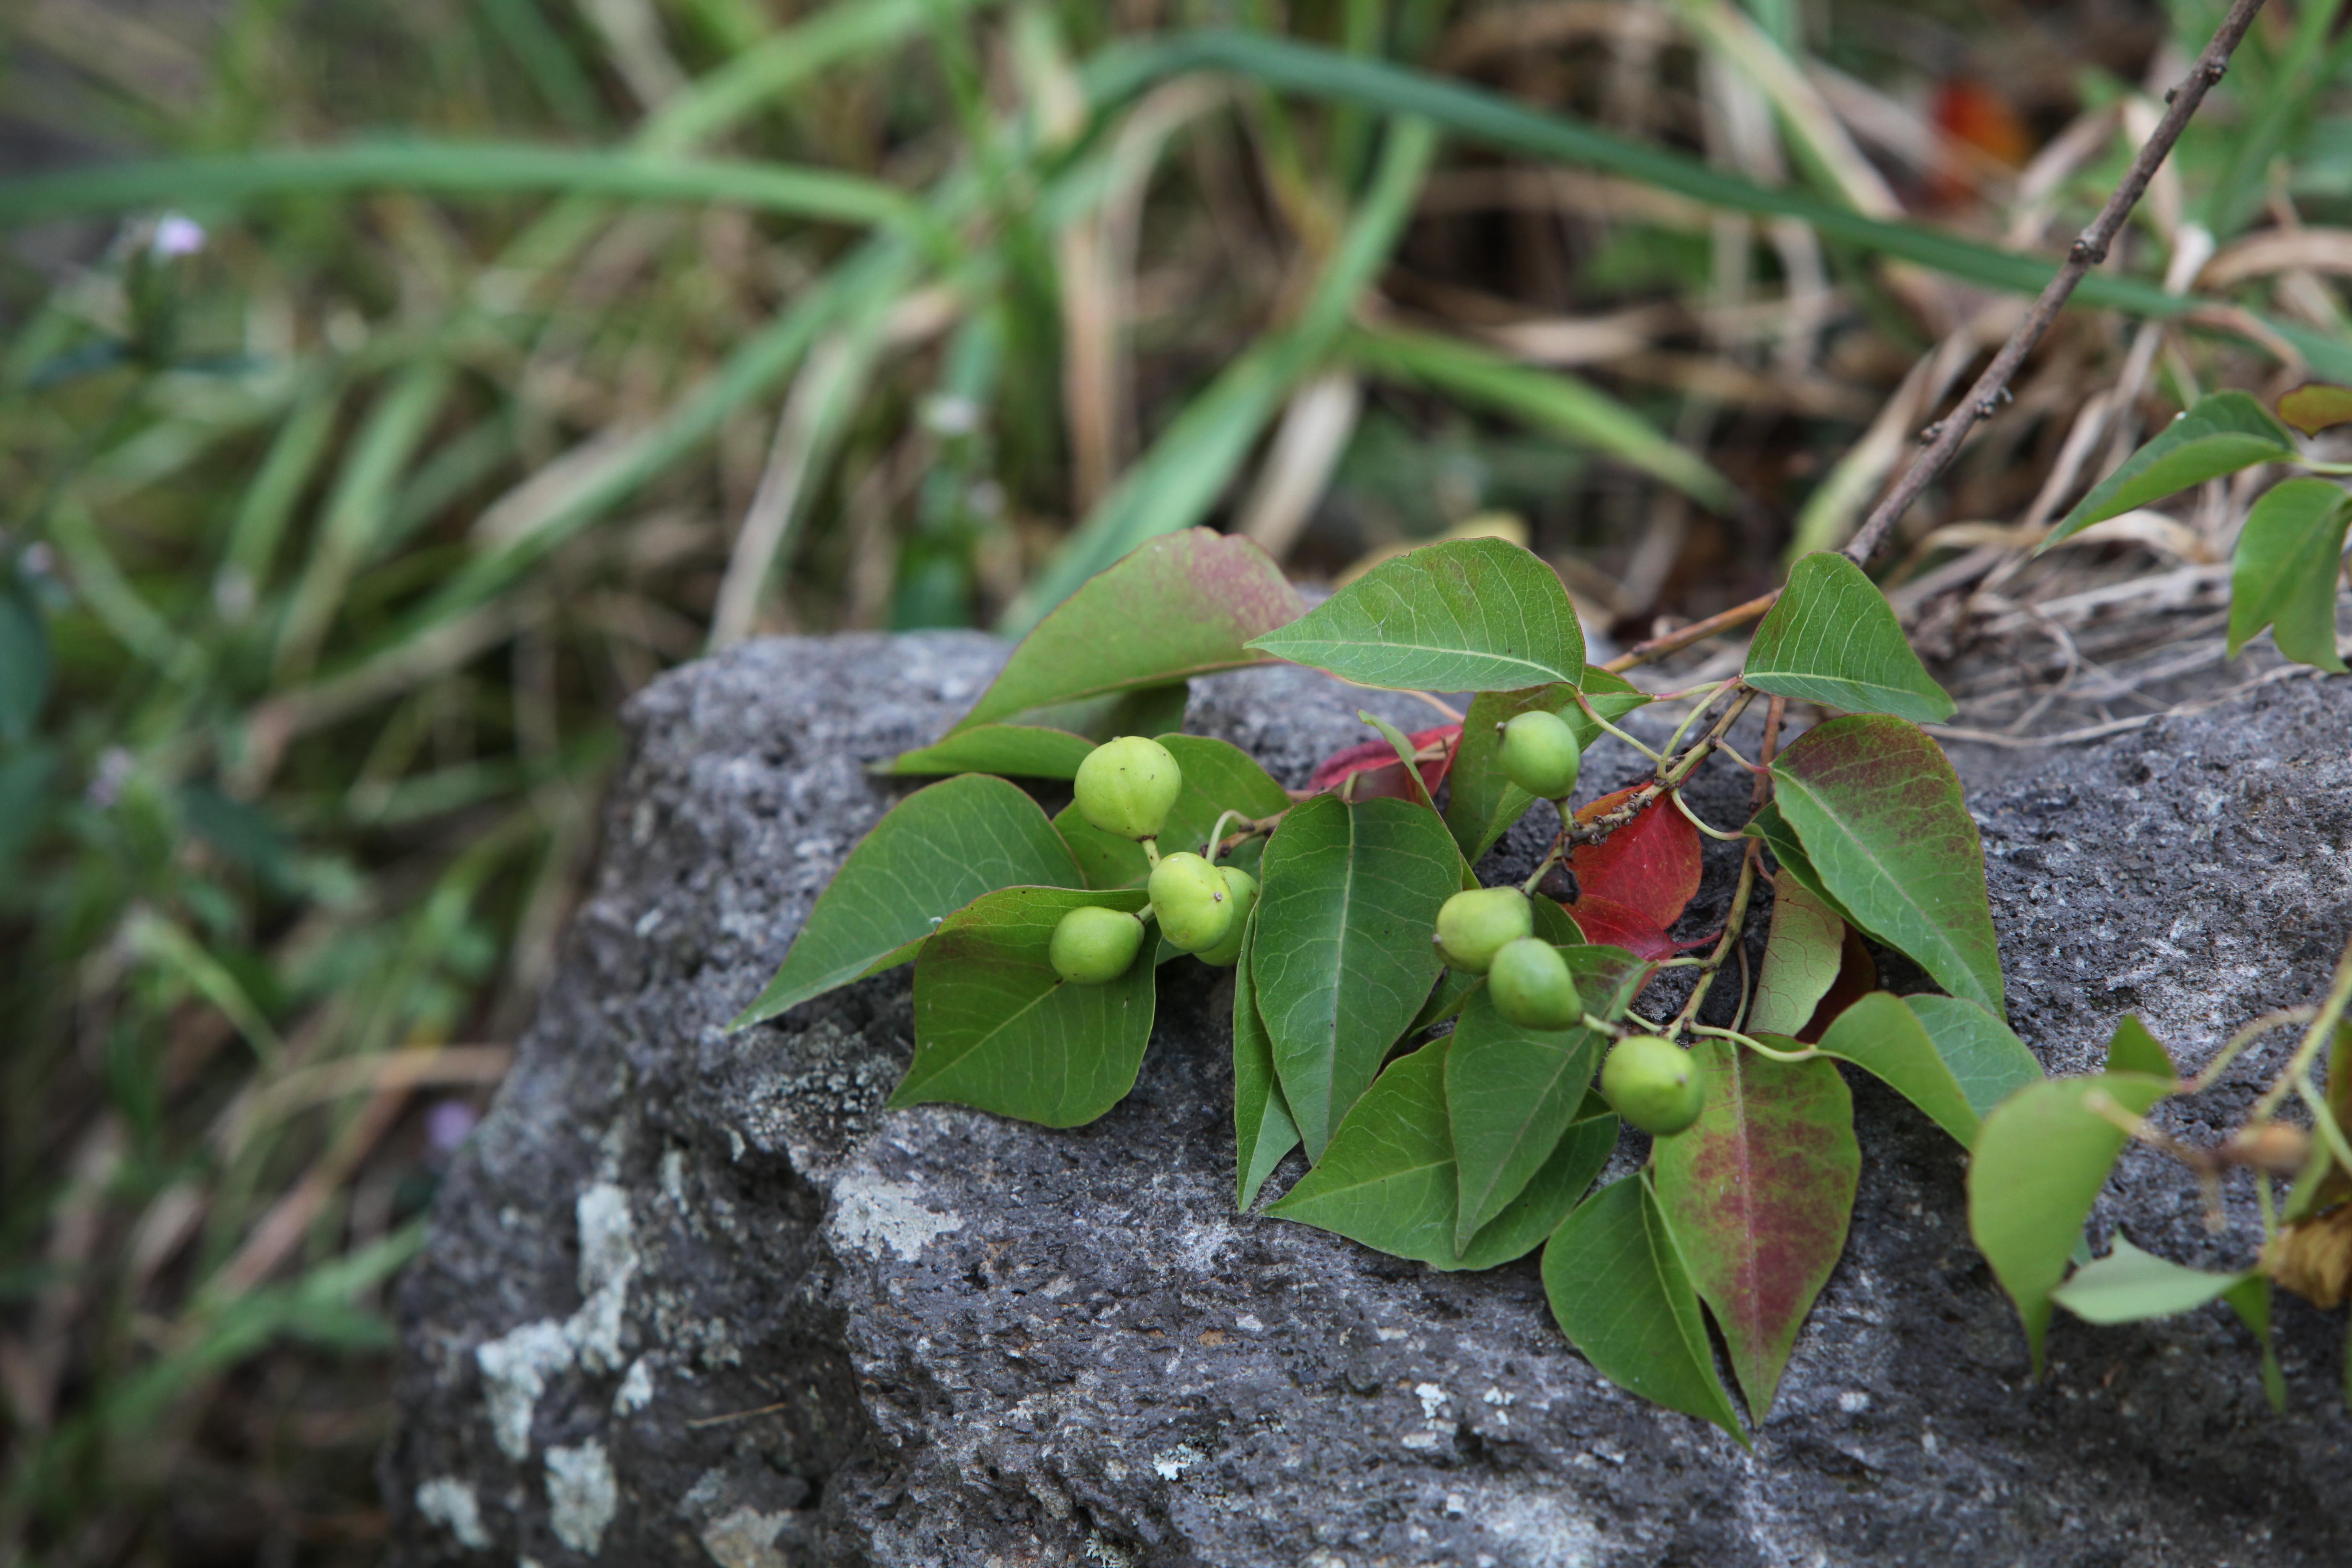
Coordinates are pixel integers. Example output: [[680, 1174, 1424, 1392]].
[[1652, 1037, 1859, 1423], [1771, 716, 2005, 1020], [1562, 895, 1676, 961], [2279, 383, 2352, 436], [1310, 724, 1460, 799], [1569, 788, 1700, 929], [1796, 928, 1877, 1044], [953, 529, 1303, 732]]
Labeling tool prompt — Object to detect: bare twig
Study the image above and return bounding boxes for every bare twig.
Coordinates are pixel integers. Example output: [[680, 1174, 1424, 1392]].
[[1841, 0, 2268, 568]]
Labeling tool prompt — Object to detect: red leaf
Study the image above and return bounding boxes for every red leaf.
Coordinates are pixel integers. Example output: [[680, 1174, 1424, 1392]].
[[1794, 927, 1877, 1044], [1569, 788, 1701, 928], [1309, 725, 1460, 802], [1560, 895, 1676, 961], [1651, 1037, 1859, 1422]]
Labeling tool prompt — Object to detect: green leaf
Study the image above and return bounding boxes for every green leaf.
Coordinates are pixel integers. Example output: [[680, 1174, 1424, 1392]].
[[2228, 477, 2350, 673], [1810, 994, 1978, 1146], [1747, 873, 1845, 1037], [2042, 392, 2298, 551], [1652, 1038, 1858, 1422], [2103, 1015, 2178, 1080], [1406, 967, 1483, 1038], [1233, 913, 1301, 1209], [883, 725, 1098, 779], [2279, 383, 2352, 435], [2049, 1235, 2250, 1324], [1052, 735, 1291, 890], [1344, 322, 1736, 510], [730, 774, 1082, 1029], [1742, 553, 1955, 723], [952, 529, 1302, 733], [1771, 715, 2005, 1020], [1448, 948, 1642, 1247], [1743, 802, 1860, 929], [2224, 1275, 2288, 1413], [1267, 1040, 1613, 1270], [1249, 537, 1586, 695], [1446, 672, 1651, 862], [0, 575, 50, 744], [1542, 1176, 1748, 1445], [1900, 994, 2045, 1124], [1253, 793, 1464, 1158], [1968, 1070, 2174, 1371], [893, 887, 1156, 1126]]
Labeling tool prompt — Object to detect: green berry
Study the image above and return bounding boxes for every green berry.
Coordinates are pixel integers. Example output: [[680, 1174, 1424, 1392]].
[[1194, 868, 1259, 967], [1050, 905, 1147, 985], [1434, 886, 1533, 975], [1148, 851, 1235, 953], [1497, 709, 1582, 800], [1488, 938, 1583, 1030], [1074, 735, 1183, 841], [1600, 1034, 1706, 1137]]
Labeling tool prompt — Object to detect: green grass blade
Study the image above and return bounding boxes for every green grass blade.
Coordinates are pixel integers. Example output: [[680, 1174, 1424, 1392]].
[[1345, 322, 1736, 510], [0, 144, 923, 231], [1087, 30, 2352, 380]]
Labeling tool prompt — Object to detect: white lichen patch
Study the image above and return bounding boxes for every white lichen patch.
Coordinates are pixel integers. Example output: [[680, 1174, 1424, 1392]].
[[545, 1439, 618, 1554], [476, 1318, 573, 1460], [572, 1183, 639, 1374], [1150, 1443, 1202, 1482], [700, 1505, 793, 1568], [614, 1355, 655, 1415], [828, 1170, 961, 1261], [413, 1476, 490, 1549]]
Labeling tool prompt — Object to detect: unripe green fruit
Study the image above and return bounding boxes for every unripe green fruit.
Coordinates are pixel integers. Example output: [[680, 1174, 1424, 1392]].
[[1050, 905, 1146, 985], [1488, 938, 1583, 1030], [1435, 886, 1533, 974], [1600, 1034, 1706, 1137], [1074, 735, 1183, 841], [1149, 851, 1235, 953], [1194, 869, 1259, 967], [1497, 709, 1583, 800]]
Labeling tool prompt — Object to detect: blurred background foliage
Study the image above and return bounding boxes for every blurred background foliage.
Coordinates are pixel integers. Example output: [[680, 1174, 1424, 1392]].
[[3, 0, 2349, 1560]]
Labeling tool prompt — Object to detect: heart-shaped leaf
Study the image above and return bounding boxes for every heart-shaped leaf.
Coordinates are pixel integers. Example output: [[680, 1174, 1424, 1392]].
[[1233, 911, 1301, 1209], [1570, 788, 1701, 930], [1743, 552, 1955, 722], [1444, 672, 1652, 862], [885, 724, 1098, 779], [1253, 793, 1462, 1157], [1269, 1041, 1612, 1270], [1968, 1068, 2174, 1371], [1810, 991, 2038, 1148], [2277, 383, 2352, 435], [1652, 1037, 1858, 1422], [1447, 946, 1644, 1248], [1247, 536, 1586, 694], [893, 886, 1157, 1127], [731, 773, 1083, 1029], [1542, 1175, 1748, 1445], [2228, 477, 2351, 673], [2041, 392, 2298, 551], [1747, 873, 1846, 1037], [1771, 715, 2006, 1020], [1054, 735, 1292, 890], [2050, 1235, 2250, 1323], [952, 529, 1302, 732], [1563, 895, 1679, 960]]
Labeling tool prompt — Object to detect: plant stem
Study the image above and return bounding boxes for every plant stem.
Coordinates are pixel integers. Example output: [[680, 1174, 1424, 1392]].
[[2249, 927, 2352, 1126], [1840, 0, 2270, 567], [1672, 841, 1760, 1035], [1600, 589, 1781, 675]]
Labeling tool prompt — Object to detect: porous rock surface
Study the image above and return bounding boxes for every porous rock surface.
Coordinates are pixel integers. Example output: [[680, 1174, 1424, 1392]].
[[384, 632, 2352, 1567]]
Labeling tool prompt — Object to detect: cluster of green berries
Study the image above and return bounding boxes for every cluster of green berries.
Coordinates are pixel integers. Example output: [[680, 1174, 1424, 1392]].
[[1048, 737, 1259, 986], [1434, 882, 1702, 1136]]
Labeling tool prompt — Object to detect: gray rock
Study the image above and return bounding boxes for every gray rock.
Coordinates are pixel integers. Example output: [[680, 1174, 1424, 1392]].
[[384, 632, 2352, 1568]]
